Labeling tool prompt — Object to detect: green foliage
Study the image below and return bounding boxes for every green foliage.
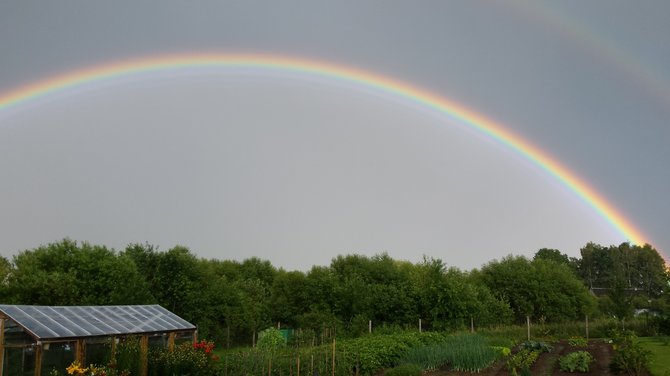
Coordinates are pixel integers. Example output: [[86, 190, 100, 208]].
[[384, 363, 423, 376], [533, 248, 571, 266], [7, 239, 152, 305], [257, 327, 287, 350], [221, 331, 448, 376], [506, 349, 540, 376], [399, 333, 496, 373], [609, 330, 651, 376], [577, 242, 668, 300], [400, 343, 450, 371], [568, 336, 588, 347], [478, 255, 596, 323], [148, 341, 218, 376], [114, 337, 142, 375], [6, 238, 667, 351], [343, 333, 422, 375], [520, 340, 553, 353], [559, 351, 594, 372], [491, 346, 511, 359]]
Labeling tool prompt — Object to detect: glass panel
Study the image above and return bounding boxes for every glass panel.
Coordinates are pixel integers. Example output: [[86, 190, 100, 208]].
[[174, 331, 194, 346], [3, 319, 34, 345], [148, 333, 167, 349], [40, 341, 76, 375], [3, 346, 36, 376], [84, 338, 112, 367], [1, 305, 195, 340]]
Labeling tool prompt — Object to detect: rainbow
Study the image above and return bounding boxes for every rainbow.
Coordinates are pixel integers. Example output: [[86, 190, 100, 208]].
[[0, 53, 655, 256]]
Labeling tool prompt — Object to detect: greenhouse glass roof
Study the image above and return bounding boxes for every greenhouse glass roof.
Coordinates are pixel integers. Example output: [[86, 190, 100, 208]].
[[0, 305, 195, 340]]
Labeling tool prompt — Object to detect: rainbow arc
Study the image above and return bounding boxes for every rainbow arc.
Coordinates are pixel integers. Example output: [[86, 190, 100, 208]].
[[0, 53, 657, 260]]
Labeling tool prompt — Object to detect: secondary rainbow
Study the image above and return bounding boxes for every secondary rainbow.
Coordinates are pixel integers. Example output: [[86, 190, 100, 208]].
[[0, 53, 654, 254]]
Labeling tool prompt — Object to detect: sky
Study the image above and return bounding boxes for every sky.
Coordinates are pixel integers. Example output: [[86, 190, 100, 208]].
[[0, 1, 669, 271]]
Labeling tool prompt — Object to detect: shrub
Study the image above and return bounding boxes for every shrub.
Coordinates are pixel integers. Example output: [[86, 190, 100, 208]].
[[608, 330, 651, 376], [384, 364, 423, 376], [257, 327, 287, 350], [559, 351, 593, 372]]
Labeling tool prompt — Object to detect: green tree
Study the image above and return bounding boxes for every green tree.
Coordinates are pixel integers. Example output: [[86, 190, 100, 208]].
[[478, 255, 595, 322], [534, 248, 570, 266], [7, 239, 152, 305], [269, 269, 309, 328]]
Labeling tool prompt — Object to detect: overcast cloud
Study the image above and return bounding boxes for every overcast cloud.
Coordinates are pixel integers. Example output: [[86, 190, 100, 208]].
[[1, 1, 668, 270]]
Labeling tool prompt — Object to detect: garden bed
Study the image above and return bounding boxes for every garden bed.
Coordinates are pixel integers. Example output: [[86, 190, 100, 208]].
[[424, 339, 618, 376]]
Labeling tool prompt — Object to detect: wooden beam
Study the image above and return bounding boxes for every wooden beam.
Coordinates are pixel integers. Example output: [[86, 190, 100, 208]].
[[0, 318, 5, 376], [76, 339, 85, 365], [168, 333, 175, 352], [34, 344, 42, 376], [110, 337, 116, 365], [140, 336, 148, 376]]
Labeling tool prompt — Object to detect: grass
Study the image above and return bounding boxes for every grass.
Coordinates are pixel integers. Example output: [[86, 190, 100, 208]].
[[637, 337, 670, 376]]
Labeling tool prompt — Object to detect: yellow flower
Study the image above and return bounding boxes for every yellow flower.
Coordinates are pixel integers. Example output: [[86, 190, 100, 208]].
[[66, 362, 86, 375]]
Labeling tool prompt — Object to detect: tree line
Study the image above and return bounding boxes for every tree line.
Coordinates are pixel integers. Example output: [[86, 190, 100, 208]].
[[0, 239, 667, 346]]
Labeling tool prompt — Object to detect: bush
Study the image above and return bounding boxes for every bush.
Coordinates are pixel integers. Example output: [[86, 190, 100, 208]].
[[257, 327, 287, 350], [385, 364, 423, 376], [559, 351, 593, 372], [608, 331, 651, 376], [651, 315, 670, 336]]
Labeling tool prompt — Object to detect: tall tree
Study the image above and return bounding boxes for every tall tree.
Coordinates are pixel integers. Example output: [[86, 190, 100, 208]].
[[7, 239, 152, 305], [478, 255, 595, 322]]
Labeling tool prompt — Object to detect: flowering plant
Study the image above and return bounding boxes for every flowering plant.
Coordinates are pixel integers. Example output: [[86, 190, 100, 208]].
[[193, 340, 215, 354], [64, 361, 128, 376]]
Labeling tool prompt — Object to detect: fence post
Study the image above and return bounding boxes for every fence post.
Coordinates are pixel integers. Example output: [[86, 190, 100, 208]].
[[332, 337, 336, 376], [526, 315, 530, 341], [585, 315, 589, 341]]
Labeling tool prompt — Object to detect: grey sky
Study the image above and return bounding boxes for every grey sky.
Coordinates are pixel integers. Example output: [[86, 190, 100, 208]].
[[1, 1, 668, 270]]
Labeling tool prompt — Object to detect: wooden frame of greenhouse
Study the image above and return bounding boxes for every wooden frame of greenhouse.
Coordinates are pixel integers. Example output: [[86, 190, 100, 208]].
[[0, 305, 197, 376]]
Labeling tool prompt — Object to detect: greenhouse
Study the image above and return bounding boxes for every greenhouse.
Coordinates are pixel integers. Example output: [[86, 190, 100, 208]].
[[0, 304, 196, 376]]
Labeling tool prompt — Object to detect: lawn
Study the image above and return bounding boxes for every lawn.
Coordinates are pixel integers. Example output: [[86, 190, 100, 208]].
[[638, 337, 670, 376]]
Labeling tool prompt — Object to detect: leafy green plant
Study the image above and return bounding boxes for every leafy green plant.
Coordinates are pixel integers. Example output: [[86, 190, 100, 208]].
[[492, 346, 511, 359], [559, 351, 593, 372], [506, 349, 540, 376], [568, 336, 588, 347], [520, 340, 553, 353], [384, 363, 422, 376]]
